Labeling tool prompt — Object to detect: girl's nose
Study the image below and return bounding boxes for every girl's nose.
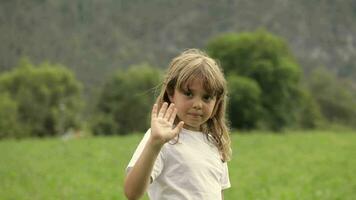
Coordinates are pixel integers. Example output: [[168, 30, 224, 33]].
[[192, 98, 203, 109]]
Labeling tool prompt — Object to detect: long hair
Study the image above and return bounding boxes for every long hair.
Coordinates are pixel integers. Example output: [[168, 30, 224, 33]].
[[155, 49, 231, 162]]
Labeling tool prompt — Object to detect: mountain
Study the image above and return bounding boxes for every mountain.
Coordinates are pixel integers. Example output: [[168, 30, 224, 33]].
[[1, 0, 356, 94]]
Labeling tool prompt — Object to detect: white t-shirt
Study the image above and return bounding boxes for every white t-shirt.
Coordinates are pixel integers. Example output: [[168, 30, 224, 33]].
[[126, 128, 231, 200]]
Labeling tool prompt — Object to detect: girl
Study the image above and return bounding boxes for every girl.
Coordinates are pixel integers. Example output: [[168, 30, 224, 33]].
[[124, 49, 231, 200]]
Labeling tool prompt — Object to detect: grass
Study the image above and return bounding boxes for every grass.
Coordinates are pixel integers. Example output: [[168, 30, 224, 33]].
[[0, 130, 355, 200]]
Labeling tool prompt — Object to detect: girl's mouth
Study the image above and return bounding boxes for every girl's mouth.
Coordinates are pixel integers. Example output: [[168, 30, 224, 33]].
[[188, 113, 202, 117]]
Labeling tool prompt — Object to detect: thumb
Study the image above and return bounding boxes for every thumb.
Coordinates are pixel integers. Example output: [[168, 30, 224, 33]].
[[173, 121, 184, 135]]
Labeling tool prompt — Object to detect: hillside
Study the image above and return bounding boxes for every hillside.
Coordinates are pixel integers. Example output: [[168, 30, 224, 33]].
[[1, 0, 356, 94]]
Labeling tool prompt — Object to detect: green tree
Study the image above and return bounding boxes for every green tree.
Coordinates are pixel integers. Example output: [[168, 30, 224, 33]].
[[0, 93, 22, 138], [295, 88, 323, 129], [0, 58, 83, 138], [207, 30, 302, 130], [93, 64, 161, 135], [227, 75, 262, 129], [308, 67, 356, 127]]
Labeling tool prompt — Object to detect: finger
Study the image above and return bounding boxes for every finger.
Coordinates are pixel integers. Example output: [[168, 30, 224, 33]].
[[168, 107, 178, 124], [164, 103, 175, 120], [158, 102, 168, 118], [173, 121, 184, 136], [151, 104, 158, 119]]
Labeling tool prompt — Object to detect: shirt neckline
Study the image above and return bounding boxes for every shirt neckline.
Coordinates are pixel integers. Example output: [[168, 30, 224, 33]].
[[181, 128, 203, 135]]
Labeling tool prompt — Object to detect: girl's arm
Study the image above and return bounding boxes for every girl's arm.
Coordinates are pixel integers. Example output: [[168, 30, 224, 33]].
[[124, 137, 163, 200], [124, 103, 184, 200]]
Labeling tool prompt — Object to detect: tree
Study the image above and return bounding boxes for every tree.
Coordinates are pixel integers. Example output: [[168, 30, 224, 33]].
[[0, 93, 21, 138], [295, 87, 323, 129], [308, 67, 356, 127], [227, 75, 262, 129], [0, 58, 83, 138], [207, 30, 302, 130], [93, 64, 161, 135]]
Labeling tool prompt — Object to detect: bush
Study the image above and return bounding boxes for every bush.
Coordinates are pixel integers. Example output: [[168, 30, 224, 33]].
[[308, 67, 356, 127], [295, 88, 324, 129], [207, 30, 302, 130], [93, 64, 161, 135], [0, 93, 22, 138], [227, 75, 262, 129], [0, 58, 83, 138]]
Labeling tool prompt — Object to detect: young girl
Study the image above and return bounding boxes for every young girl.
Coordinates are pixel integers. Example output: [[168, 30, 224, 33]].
[[124, 49, 231, 200]]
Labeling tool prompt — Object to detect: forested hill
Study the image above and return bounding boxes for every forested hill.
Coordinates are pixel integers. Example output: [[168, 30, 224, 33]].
[[1, 0, 356, 92]]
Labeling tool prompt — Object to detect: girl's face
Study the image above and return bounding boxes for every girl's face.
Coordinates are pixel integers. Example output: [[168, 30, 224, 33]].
[[168, 79, 217, 131]]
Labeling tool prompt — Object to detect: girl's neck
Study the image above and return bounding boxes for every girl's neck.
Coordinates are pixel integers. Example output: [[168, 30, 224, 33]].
[[182, 127, 201, 133], [182, 124, 201, 132]]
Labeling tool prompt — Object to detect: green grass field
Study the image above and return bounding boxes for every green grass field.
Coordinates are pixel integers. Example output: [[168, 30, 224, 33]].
[[0, 130, 355, 200]]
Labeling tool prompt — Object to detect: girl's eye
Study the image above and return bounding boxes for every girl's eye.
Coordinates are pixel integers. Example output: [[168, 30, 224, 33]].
[[180, 87, 193, 97], [183, 91, 193, 97], [203, 95, 213, 101]]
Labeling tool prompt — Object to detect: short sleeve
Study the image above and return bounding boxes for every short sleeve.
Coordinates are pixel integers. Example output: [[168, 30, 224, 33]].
[[221, 162, 231, 190], [126, 129, 164, 182]]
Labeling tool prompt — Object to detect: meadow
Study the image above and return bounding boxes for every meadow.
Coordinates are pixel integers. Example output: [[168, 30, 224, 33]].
[[0, 130, 355, 200]]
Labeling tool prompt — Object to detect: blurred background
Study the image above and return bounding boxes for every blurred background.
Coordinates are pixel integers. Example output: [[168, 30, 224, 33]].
[[0, 0, 355, 199]]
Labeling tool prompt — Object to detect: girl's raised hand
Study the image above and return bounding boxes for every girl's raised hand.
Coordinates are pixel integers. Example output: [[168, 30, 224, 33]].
[[150, 102, 184, 146]]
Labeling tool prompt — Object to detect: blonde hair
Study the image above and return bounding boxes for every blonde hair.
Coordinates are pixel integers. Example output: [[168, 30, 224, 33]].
[[156, 49, 231, 162]]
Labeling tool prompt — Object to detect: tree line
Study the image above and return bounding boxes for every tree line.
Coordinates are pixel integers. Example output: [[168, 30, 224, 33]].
[[1, 30, 355, 138]]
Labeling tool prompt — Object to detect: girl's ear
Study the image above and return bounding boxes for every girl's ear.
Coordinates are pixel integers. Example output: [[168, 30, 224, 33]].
[[168, 93, 174, 103], [166, 90, 174, 103]]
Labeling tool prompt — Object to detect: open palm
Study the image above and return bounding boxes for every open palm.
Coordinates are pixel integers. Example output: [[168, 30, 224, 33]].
[[150, 102, 184, 144]]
